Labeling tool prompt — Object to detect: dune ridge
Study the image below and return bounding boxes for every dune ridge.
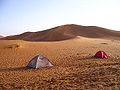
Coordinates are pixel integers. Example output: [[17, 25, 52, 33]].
[[1, 24, 120, 41]]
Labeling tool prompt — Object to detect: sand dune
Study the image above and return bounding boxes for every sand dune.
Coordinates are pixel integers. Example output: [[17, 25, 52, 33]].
[[1, 24, 120, 41], [0, 35, 3, 38]]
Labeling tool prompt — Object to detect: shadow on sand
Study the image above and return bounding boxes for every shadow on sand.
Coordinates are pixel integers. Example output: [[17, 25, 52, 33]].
[[78, 56, 111, 60], [0, 67, 30, 72], [0, 36, 76, 42]]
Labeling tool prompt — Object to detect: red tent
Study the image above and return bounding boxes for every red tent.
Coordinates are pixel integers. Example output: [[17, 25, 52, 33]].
[[94, 51, 109, 58]]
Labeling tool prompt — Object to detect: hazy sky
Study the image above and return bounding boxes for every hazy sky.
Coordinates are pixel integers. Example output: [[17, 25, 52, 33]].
[[0, 0, 120, 36]]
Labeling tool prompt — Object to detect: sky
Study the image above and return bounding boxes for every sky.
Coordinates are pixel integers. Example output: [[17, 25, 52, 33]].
[[0, 0, 120, 36]]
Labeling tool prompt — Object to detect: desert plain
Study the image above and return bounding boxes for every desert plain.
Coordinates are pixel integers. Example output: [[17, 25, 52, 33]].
[[0, 24, 120, 90]]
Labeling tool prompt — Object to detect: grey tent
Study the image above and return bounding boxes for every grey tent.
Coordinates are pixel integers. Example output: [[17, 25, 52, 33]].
[[27, 55, 53, 69]]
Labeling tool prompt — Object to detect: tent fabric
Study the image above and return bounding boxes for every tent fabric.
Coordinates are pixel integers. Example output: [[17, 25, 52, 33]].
[[27, 55, 53, 68], [94, 51, 109, 58]]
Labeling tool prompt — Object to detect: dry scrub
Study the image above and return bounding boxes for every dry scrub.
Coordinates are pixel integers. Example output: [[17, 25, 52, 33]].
[[6, 44, 20, 48]]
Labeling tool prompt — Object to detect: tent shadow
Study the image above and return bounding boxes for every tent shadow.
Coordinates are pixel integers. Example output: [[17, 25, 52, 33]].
[[0, 67, 30, 72], [78, 56, 109, 60]]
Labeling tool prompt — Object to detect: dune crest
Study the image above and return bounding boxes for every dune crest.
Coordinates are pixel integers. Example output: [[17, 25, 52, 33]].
[[1, 24, 120, 41]]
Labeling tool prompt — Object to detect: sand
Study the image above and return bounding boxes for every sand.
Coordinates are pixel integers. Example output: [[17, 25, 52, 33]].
[[0, 36, 120, 89], [0, 24, 120, 89], [0, 36, 3, 38]]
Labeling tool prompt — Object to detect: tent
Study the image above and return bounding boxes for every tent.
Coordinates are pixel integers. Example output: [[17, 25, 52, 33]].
[[94, 51, 109, 58], [27, 55, 53, 68]]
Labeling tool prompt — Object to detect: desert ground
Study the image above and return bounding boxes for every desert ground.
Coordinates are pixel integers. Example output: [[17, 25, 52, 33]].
[[0, 36, 120, 90], [0, 24, 120, 90]]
